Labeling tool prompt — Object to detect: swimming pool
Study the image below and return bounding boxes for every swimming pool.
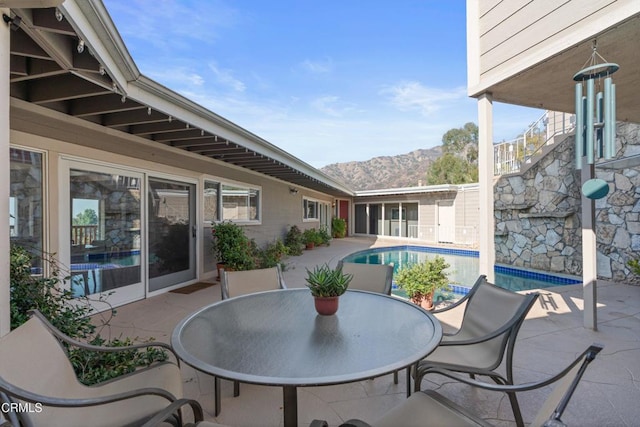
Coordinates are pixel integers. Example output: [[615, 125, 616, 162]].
[[341, 245, 581, 298]]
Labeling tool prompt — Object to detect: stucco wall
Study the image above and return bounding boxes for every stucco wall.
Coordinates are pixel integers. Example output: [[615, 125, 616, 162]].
[[494, 122, 640, 285]]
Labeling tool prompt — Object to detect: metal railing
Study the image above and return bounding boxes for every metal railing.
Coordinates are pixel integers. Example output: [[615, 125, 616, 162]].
[[494, 111, 575, 176]]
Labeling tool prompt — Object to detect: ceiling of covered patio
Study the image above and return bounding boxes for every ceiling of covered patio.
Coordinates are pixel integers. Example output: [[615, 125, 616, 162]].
[[473, 14, 640, 124]]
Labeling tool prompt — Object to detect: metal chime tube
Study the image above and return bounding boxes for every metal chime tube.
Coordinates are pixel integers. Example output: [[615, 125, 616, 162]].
[[596, 90, 604, 159], [586, 78, 595, 165], [604, 77, 612, 158], [575, 83, 584, 169]]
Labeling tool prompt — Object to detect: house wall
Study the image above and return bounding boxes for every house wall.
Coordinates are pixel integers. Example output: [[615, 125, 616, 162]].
[[9, 103, 334, 285], [468, 0, 639, 94], [353, 187, 479, 245], [494, 122, 640, 285]]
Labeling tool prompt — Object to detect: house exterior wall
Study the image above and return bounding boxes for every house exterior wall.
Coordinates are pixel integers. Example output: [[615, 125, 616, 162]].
[[468, 0, 639, 95], [353, 186, 479, 246], [494, 122, 640, 285], [9, 104, 334, 288]]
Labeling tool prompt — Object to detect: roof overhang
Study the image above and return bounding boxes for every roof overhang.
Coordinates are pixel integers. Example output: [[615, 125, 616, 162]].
[[355, 183, 478, 198], [470, 14, 640, 124], [5, 0, 354, 197]]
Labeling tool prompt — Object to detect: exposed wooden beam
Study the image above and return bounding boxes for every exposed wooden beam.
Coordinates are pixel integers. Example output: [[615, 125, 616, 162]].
[[31, 8, 75, 36], [69, 94, 145, 117], [130, 121, 195, 136], [29, 74, 111, 103], [10, 30, 50, 60], [102, 109, 168, 127]]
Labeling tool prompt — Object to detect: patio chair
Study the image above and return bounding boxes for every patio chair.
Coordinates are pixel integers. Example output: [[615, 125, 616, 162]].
[[337, 261, 394, 295], [214, 265, 287, 415], [0, 310, 186, 427], [338, 261, 398, 383], [310, 343, 603, 427], [412, 275, 539, 427]]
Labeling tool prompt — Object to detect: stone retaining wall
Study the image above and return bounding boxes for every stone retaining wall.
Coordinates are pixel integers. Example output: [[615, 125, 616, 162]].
[[494, 122, 640, 285]]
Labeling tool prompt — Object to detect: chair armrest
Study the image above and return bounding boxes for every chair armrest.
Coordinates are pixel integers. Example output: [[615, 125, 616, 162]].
[[140, 398, 204, 427], [432, 275, 486, 314], [0, 374, 176, 408], [28, 310, 180, 362], [426, 344, 602, 394]]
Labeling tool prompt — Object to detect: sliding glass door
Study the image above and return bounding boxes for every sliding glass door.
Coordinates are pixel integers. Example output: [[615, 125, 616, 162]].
[[63, 160, 144, 306], [148, 177, 196, 292]]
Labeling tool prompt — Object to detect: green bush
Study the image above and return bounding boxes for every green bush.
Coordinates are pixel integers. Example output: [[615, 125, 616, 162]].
[[284, 225, 304, 255], [395, 256, 451, 304], [10, 245, 167, 385], [211, 221, 255, 270], [256, 239, 289, 269], [331, 217, 346, 238]]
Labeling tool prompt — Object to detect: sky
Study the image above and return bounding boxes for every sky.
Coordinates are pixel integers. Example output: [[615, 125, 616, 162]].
[[102, 0, 543, 168]]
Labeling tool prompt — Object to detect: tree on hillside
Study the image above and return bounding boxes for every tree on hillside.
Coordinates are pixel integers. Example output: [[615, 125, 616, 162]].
[[442, 122, 478, 163], [73, 208, 98, 226], [426, 123, 479, 185], [425, 153, 478, 185]]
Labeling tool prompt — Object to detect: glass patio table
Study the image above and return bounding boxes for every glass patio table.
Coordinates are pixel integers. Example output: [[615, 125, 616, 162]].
[[171, 288, 442, 427]]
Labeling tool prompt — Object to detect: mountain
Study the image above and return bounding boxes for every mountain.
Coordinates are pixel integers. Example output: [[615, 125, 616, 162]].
[[320, 146, 443, 191]]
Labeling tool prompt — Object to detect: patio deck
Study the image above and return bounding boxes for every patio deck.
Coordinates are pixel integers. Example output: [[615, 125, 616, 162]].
[[107, 237, 640, 426]]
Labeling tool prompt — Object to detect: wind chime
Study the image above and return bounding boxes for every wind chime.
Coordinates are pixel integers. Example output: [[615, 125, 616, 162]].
[[573, 41, 619, 200]]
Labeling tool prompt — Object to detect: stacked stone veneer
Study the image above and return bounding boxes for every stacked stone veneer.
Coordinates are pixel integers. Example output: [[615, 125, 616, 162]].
[[494, 122, 640, 286]]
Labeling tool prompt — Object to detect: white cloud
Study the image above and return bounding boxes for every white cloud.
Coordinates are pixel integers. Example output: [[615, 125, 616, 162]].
[[382, 81, 467, 116], [208, 62, 246, 92], [300, 58, 334, 74], [311, 96, 345, 117]]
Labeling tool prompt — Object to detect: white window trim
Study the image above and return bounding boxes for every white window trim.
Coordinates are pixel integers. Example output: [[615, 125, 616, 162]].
[[204, 175, 262, 225], [303, 197, 323, 222]]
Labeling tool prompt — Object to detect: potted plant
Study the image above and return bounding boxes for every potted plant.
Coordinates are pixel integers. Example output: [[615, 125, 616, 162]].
[[395, 255, 451, 310], [305, 263, 353, 315], [212, 221, 255, 275], [303, 228, 321, 250]]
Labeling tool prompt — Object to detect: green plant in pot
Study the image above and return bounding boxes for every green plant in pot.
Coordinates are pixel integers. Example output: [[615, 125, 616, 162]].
[[212, 221, 255, 273], [395, 255, 451, 310], [305, 263, 353, 315], [303, 228, 321, 249]]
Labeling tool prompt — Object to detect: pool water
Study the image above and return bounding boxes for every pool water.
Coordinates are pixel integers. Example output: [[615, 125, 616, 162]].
[[341, 246, 581, 299]]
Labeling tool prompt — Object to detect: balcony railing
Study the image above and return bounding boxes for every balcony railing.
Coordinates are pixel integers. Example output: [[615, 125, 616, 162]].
[[71, 225, 98, 246]]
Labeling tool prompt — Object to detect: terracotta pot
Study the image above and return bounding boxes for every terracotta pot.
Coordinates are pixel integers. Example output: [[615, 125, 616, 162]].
[[314, 296, 339, 315], [420, 292, 435, 311], [306, 242, 315, 250], [216, 263, 225, 281]]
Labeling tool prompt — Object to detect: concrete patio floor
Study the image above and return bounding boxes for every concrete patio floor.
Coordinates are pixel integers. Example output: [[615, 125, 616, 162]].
[[106, 237, 640, 426]]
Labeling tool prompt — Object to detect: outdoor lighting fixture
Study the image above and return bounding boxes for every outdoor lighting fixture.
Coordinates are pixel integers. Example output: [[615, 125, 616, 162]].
[[2, 14, 21, 31], [289, 187, 298, 195], [55, 8, 63, 22], [168, 116, 173, 123], [77, 39, 85, 53], [99, 65, 106, 75], [147, 107, 152, 116]]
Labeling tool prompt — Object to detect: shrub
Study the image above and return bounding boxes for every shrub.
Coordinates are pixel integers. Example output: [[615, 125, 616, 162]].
[[395, 256, 451, 305], [256, 239, 289, 269], [332, 217, 346, 238], [212, 221, 255, 270], [10, 245, 167, 385], [284, 225, 304, 255]]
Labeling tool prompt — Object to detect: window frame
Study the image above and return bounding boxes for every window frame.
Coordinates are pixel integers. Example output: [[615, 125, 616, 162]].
[[203, 177, 262, 225]]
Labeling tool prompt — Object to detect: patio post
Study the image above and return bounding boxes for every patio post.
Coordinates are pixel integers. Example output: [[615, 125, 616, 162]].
[[478, 93, 495, 283], [581, 160, 598, 330], [0, 7, 10, 337]]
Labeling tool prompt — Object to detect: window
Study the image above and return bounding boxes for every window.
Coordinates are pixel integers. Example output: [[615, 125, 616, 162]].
[[10, 148, 44, 270], [204, 180, 220, 223], [221, 184, 260, 222], [303, 198, 319, 221]]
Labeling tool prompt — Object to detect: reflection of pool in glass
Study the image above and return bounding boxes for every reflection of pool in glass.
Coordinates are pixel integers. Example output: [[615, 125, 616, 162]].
[[70, 252, 141, 297], [341, 246, 581, 300]]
